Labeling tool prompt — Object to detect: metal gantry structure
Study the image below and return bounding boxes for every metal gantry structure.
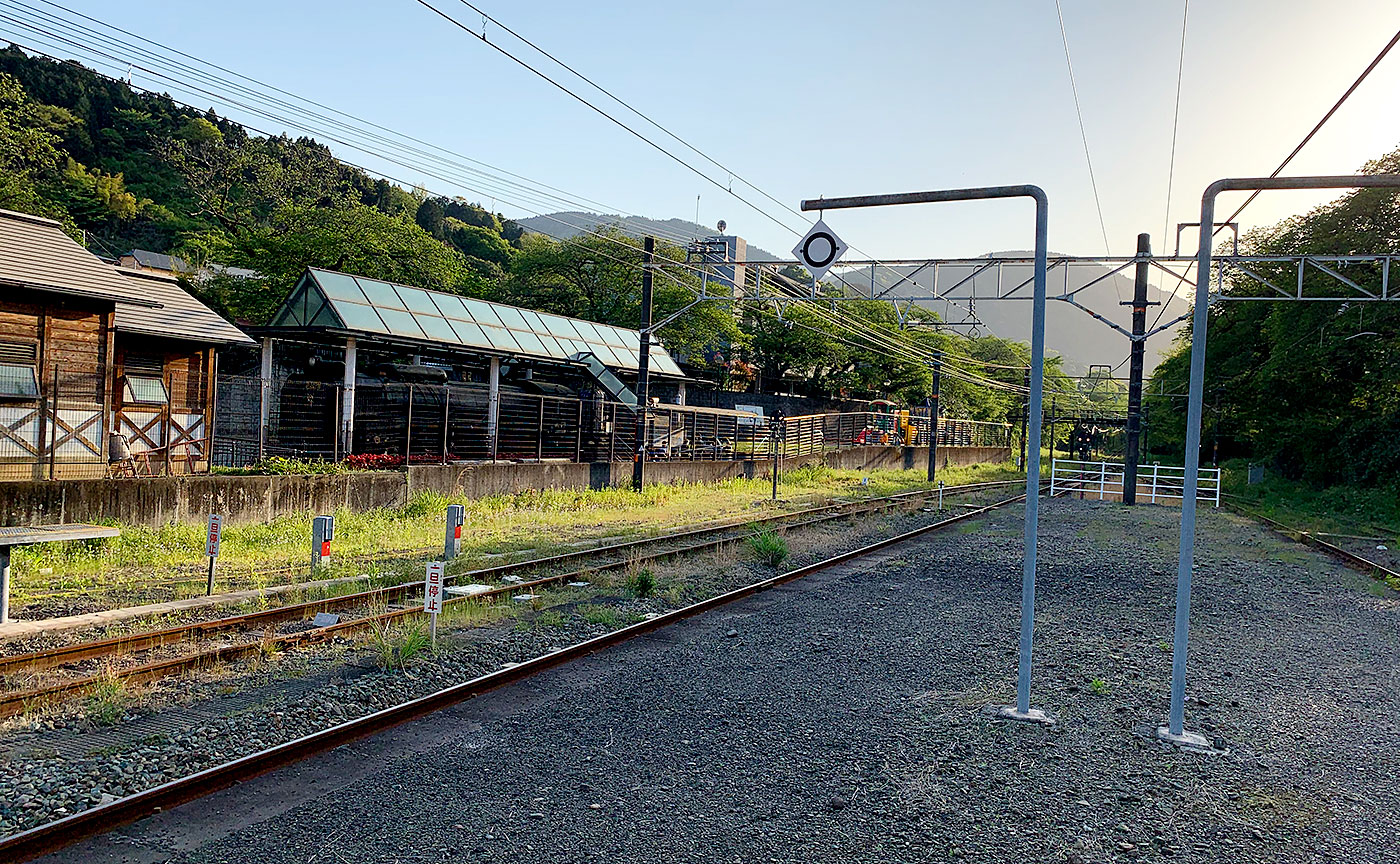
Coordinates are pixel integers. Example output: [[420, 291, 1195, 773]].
[[1163, 173, 1400, 749], [797, 184, 1056, 727], [647, 174, 1400, 748]]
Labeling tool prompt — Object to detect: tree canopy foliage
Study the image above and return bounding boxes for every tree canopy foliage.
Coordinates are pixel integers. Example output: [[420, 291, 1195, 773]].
[[1147, 148, 1400, 486], [0, 46, 1080, 421]]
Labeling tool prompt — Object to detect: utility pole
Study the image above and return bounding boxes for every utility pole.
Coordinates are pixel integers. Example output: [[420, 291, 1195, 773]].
[[927, 351, 942, 482], [1122, 232, 1156, 505], [631, 237, 655, 492]]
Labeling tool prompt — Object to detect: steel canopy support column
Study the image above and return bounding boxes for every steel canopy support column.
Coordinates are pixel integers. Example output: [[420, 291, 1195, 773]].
[[1163, 173, 1400, 750], [341, 337, 356, 458], [801, 184, 1052, 725], [487, 357, 501, 461], [258, 337, 272, 461]]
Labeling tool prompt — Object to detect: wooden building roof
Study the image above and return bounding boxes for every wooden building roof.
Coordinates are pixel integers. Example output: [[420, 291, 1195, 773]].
[[0, 209, 155, 306], [112, 270, 253, 345]]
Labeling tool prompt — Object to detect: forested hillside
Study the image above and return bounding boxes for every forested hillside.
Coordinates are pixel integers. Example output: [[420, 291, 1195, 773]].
[[0, 46, 1104, 421]]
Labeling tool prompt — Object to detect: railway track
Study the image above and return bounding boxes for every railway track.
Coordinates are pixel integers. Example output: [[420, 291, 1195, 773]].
[[0, 481, 1038, 862], [0, 479, 1028, 717], [1220, 496, 1400, 585]]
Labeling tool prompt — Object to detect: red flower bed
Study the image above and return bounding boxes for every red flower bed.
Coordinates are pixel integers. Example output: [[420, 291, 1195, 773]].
[[343, 453, 405, 470]]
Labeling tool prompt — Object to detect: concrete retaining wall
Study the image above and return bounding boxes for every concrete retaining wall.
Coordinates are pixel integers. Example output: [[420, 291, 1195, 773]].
[[0, 445, 1011, 528], [0, 473, 408, 529]]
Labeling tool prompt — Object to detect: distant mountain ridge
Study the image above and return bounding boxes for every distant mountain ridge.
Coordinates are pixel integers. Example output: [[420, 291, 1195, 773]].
[[518, 211, 781, 261]]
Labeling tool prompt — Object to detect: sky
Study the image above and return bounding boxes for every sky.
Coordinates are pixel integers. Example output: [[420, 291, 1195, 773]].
[[7, 0, 1400, 267]]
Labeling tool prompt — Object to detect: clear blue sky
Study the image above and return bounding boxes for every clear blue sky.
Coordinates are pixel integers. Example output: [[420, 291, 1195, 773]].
[[16, 0, 1400, 263]]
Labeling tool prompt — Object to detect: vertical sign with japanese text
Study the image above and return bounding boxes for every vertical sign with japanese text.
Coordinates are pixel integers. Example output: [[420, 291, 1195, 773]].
[[424, 561, 444, 614], [206, 514, 223, 559]]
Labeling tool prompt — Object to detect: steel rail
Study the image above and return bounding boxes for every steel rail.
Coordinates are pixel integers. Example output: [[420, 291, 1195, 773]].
[[0, 486, 1039, 863], [0, 480, 1021, 676], [0, 481, 1030, 713], [1220, 497, 1400, 584], [21, 477, 1031, 606]]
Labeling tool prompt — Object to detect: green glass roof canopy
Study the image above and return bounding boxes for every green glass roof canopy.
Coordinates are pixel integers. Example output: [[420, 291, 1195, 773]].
[[269, 268, 685, 377]]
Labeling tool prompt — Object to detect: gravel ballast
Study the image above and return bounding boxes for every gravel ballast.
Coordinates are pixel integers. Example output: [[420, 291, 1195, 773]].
[[31, 498, 1400, 863]]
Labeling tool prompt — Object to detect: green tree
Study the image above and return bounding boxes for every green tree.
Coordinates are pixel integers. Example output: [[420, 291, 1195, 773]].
[[503, 228, 741, 363], [195, 203, 487, 322], [1147, 146, 1400, 484], [0, 71, 69, 224]]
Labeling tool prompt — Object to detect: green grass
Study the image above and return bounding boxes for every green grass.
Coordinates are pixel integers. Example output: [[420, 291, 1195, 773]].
[[1222, 460, 1400, 539], [11, 461, 1025, 609], [748, 528, 790, 567], [578, 604, 642, 628], [367, 619, 432, 669], [83, 670, 128, 725]]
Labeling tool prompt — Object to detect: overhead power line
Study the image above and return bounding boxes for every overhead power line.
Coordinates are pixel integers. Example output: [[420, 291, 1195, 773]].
[[411, 0, 805, 238], [1053, 0, 1113, 259], [420, 0, 994, 335], [1215, 25, 1400, 234], [1161, 0, 1189, 247], [450, 0, 810, 229], [0, 4, 1041, 392], [1149, 0, 1191, 337]]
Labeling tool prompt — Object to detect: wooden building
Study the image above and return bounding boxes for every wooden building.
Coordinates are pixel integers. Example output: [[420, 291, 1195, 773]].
[[110, 269, 252, 473], [0, 209, 250, 479]]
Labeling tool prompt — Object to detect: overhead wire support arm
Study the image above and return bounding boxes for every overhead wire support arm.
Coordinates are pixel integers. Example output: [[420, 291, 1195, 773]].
[[800, 184, 1053, 726], [1165, 173, 1400, 750]]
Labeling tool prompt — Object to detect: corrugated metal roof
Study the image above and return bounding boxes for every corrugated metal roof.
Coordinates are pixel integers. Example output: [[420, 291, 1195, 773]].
[[269, 267, 684, 377], [124, 248, 190, 272], [0, 209, 157, 306], [112, 270, 253, 345]]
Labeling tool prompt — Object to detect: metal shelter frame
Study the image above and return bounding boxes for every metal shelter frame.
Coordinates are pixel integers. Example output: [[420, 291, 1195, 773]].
[[798, 184, 1053, 725], [1164, 173, 1400, 748]]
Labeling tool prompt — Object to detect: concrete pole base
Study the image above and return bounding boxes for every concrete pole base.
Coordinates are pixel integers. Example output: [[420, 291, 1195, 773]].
[[1155, 725, 1226, 754], [993, 705, 1056, 726]]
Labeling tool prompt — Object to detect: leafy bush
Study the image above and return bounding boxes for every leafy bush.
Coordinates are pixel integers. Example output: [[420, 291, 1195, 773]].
[[748, 528, 789, 567], [627, 568, 655, 598], [215, 456, 348, 476]]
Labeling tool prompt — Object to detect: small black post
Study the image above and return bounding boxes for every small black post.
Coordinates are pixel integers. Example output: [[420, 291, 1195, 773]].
[[770, 410, 784, 501], [442, 386, 450, 464], [927, 351, 942, 482], [631, 236, 655, 492], [1123, 232, 1152, 505], [404, 383, 414, 462]]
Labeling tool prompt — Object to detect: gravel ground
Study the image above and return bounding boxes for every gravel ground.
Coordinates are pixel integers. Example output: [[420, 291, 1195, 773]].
[[0, 491, 1007, 839], [31, 497, 1400, 863]]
